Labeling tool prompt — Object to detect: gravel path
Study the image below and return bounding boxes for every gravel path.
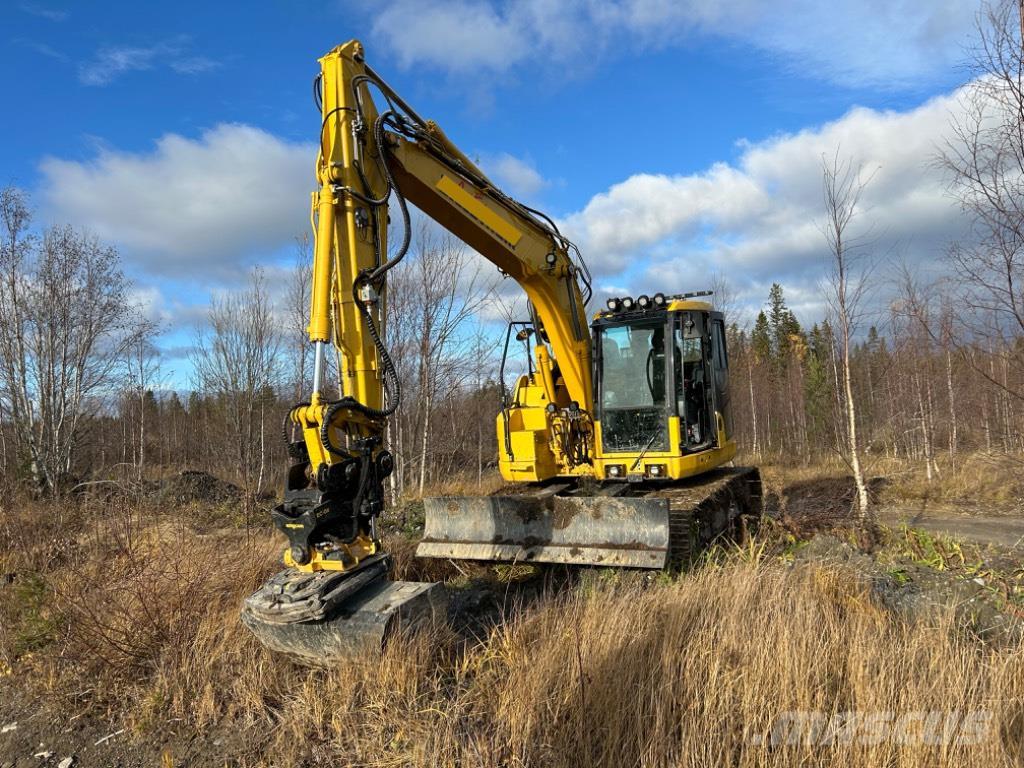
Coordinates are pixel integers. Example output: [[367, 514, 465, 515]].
[[881, 505, 1024, 548]]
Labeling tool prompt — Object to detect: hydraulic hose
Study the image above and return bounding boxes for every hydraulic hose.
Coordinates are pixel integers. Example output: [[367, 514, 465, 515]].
[[365, 112, 411, 282]]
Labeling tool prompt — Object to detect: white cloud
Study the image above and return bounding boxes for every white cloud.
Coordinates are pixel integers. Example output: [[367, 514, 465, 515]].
[[559, 87, 971, 322], [367, 0, 974, 89], [128, 285, 169, 325], [18, 39, 69, 62], [79, 46, 157, 85], [38, 86, 975, 334], [480, 152, 548, 198], [78, 38, 220, 86], [169, 56, 220, 75], [562, 164, 767, 272], [20, 3, 68, 21], [371, 0, 527, 73], [40, 124, 314, 279]]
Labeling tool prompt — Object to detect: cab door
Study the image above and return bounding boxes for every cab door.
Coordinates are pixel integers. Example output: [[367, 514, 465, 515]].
[[708, 312, 730, 439], [674, 312, 716, 450]]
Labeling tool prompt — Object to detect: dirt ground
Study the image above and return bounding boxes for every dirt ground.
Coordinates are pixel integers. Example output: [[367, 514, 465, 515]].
[[764, 465, 1024, 548], [0, 697, 162, 768]]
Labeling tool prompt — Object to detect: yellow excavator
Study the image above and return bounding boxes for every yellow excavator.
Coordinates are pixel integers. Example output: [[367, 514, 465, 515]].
[[242, 41, 761, 662]]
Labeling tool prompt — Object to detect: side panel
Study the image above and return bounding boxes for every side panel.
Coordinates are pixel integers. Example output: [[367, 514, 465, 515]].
[[497, 374, 560, 482]]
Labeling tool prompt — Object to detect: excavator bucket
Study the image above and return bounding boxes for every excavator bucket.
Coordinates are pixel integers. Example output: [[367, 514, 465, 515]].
[[241, 557, 447, 665], [417, 491, 671, 569]]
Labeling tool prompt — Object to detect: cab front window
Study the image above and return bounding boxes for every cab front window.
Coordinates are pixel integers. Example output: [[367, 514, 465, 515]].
[[597, 321, 669, 453]]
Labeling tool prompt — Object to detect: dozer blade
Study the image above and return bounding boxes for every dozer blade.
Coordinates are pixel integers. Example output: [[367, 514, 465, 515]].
[[417, 493, 670, 568], [241, 558, 446, 666]]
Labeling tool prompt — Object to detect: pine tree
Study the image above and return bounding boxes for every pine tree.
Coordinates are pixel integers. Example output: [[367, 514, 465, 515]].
[[751, 311, 772, 364], [765, 283, 805, 361], [804, 323, 835, 451]]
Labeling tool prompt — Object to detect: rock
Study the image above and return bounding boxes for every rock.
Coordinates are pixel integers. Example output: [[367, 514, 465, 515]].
[[0, 722, 15, 733], [795, 533, 875, 571], [793, 532, 1024, 646], [32, 750, 53, 759], [868, 561, 1024, 645], [57, 758, 75, 768]]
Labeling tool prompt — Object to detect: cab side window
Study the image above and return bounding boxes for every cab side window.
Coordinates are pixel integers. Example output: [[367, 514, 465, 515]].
[[711, 319, 728, 388]]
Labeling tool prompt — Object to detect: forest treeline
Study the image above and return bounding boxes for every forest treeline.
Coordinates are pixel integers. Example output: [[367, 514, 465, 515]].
[[0, 183, 1019, 503], [726, 284, 1022, 476]]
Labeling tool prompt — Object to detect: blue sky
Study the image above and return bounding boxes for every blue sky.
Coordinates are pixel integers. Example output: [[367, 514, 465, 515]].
[[1, 0, 981, 384]]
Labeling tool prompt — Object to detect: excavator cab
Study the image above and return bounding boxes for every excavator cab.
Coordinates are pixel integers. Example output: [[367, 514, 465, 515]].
[[589, 292, 734, 483], [593, 294, 730, 473]]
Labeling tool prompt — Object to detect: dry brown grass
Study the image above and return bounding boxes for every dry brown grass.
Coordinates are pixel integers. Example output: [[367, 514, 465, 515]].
[[3, 473, 1024, 766], [752, 452, 1024, 513], [145, 559, 1023, 766], [413, 469, 508, 499], [872, 452, 1024, 509], [57, 524, 277, 677]]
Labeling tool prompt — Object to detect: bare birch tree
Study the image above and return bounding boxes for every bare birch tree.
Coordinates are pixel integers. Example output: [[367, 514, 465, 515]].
[[0, 186, 146, 493], [820, 155, 873, 521], [191, 268, 282, 492], [383, 221, 496, 496], [892, 266, 933, 479], [285, 233, 313, 401], [940, 0, 1024, 406], [122, 333, 163, 479], [411, 228, 494, 494]]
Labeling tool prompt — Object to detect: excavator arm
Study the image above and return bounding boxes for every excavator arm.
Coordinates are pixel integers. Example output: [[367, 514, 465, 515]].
[[385, 128, 594, 407], [241, 39, 600, 661], [262, 40, 597, 581], [314, 40, 593, 422]]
